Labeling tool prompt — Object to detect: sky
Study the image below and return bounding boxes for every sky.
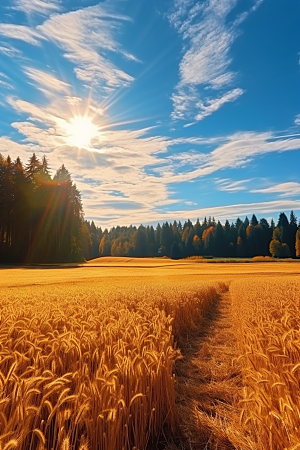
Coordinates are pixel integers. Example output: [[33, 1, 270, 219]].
[[0, 0, 299, 228]]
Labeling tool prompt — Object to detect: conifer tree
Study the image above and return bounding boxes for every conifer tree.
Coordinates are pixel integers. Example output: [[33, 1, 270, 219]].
[[289, 211, 297, 258], [0, 153, 88, 262], [295, 229, 300, 258]]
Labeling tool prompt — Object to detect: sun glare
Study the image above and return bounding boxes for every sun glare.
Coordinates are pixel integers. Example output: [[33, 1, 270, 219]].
[[66, 116, 98, 148]]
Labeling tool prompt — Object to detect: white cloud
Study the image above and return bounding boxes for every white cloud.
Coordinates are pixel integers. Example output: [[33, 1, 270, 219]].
[[169, 0, 263, 122], [295, 114, 300, 126], [169, 199, 300, 227], [0, 79, 13, 90], [3, 95, 172, 217], [168, 0, 198, 30], [0, 71, 9, 80], [0, 2, 137, 91], [195, 88, 244, 121], [0, 136, 41, 158], [7, 97, 61, 125], [0, 71, 13, 90], [2, 94, 300, 226], [171, 86, 198, 120], [12, 0, 61, 16], [251, 182, 300, 198], [84, 199, 300, 228], [209, 72, 235, 89], [0, 43, 23, 57], [37, 4, 135, 87], [0, 24, 43, 45], [170, 135, 225, 146], [24, 67, 70, 97], [89, 104, 105, 117], [163, 131, 300, 183], [179, 19, 236, 88], [11, 120, 66, 150], [215, 178, 250, 192], [5, 87, 300, 227], [65, 96, 83, 107], [251, 0, 265, 13], [185, 201, 197, 206]]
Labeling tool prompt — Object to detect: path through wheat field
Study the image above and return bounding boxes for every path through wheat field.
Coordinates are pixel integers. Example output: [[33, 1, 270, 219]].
[[173, 288, 241, 450], [1, 258, 300, 450]]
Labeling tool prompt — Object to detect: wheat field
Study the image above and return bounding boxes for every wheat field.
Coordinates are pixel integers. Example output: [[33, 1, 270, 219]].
[[0, 264, 221, 450], [230, 275, 300, 450], [0, 258, 299, 450]]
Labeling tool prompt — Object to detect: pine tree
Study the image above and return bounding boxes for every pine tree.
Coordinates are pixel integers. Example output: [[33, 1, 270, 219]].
[[288, 211, 297, 258], [25, 153, 41, 182], [250, 214, 258, 226], [0, 154, 89, 263], [295, 229, 300, 258]]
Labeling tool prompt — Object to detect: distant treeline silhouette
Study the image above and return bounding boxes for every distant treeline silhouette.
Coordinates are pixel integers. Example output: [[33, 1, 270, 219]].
[[86, 212, 300, 260], [0, 153, 91, 263], [1, 153, 300, 262]]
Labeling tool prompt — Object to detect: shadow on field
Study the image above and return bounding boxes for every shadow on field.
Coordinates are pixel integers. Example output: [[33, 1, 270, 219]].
[[0, 261, 204, 270], [0, 263, 83, 269]]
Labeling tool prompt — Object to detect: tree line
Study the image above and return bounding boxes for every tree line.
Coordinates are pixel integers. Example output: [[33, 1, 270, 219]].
[[0, 153, 91, 263], [89, 211, 300, 260], [1, 153, 300, 263]]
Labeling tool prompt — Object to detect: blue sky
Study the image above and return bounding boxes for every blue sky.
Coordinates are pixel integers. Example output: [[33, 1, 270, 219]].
[[0, 0, 299, 227]]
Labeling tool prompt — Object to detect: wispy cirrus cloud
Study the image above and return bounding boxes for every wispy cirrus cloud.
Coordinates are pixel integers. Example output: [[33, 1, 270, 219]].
[[170, 199, 300, 226], [0, 2, 137, 90], [251, 182, 300, 198], [2, 93, 173, 216], [24, 67, 70, 97], [195, 87, 244, 121], [0, 72, 13, 90], [295, 114, 300, 126], [0, 71, 9, 80], [215, 178, 250, 192], [85, 199, 300, 228], [2, 89, 300, 226], [0, 24, 43, 45], [38, 4, 135, 88], [162, 131, 300, 182], [0, 79, 13, 90], [169, 0, 264, 122], [12, 0, 61, 16], [0, 42, 23, 58]]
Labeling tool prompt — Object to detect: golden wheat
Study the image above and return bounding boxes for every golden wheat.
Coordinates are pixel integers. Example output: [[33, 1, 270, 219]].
[[230, 275, 300, 450], [0, 276, 219, 450]]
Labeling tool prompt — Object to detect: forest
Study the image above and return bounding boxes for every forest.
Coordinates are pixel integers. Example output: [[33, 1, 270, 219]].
[[0, 153, 91, 263], [91, 211, 300, 260], [1, 153, 300, 263]]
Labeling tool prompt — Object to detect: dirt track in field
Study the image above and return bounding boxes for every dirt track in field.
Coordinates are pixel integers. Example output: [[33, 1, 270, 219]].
[[172, 288, 241, 450]]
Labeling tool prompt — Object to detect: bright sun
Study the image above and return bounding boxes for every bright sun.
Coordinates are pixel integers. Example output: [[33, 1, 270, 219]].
[[66, 116, 98, 148]]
